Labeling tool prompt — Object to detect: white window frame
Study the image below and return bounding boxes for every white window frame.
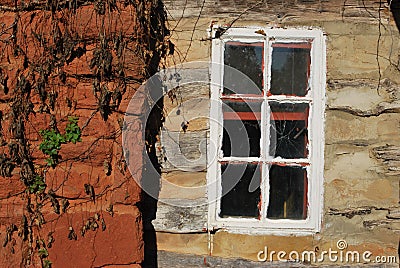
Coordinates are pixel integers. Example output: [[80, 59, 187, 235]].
[[207, 27, 326, 235]]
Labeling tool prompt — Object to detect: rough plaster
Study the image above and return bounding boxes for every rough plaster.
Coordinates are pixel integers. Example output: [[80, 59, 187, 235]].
[[157, 1, 400, 265]]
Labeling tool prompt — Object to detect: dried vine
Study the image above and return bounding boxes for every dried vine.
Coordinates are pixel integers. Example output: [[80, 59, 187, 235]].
[[0, 0, 171, 266]]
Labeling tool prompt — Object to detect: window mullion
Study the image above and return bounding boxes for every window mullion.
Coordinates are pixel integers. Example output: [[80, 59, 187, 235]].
[[259, 100, 267, 221], [261, 39, 270, 221]]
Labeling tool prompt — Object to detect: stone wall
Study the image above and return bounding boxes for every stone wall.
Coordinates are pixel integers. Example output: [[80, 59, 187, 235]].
[[155, 0, 400, 266]]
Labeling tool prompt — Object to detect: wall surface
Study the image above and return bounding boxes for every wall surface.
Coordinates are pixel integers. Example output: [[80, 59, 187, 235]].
[[155, 0, 400, 266], [0, 0, 169, 267]]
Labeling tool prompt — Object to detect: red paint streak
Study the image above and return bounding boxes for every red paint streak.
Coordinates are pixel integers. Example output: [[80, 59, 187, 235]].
[[223, 108, 310, 121], [271, 162, 309, 167], [223, 112, 261, 120], [257, 187, 262, 220]]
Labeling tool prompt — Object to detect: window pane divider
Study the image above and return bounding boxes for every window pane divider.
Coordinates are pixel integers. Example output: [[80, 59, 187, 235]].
[[221, 95, 264, 100], [269, 158, 310, 164], [219, 157, 261, 163], [266, 96, 313, 101]]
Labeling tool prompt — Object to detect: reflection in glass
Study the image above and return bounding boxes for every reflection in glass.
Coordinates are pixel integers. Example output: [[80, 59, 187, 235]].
[[220, 163, 261, 218], [223, 42, 263, 95], [270, 44, 311, 96]]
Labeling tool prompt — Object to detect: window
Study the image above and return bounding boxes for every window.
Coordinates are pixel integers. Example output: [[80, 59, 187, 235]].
[[208, 27, 325, 234]]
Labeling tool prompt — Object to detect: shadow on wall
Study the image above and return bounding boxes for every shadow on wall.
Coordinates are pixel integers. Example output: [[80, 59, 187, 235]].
[[387, 0, 400, 261], [138, 0, 170, 266], [389, 0, 400, 31], [141, 90, 164, 267]]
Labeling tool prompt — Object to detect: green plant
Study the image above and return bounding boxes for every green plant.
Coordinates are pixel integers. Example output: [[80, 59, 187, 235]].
[[64, 116, 82, 143], [43, 260, 52, 268], [28, 175, 46, 194], [38, 247, 49, 258], [39, 129, 65, 167], [39, 116, 81, 167]]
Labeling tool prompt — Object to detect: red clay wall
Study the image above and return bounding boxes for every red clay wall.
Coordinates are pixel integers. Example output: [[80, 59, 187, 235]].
[[0, 1, 168, 266]]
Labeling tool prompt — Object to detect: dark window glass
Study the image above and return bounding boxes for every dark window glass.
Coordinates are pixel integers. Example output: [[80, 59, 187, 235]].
[[220, 163, 261, 218], [222, 99, 262, 114], [270, 102, 309, 159], [222, 101, 261, 157], [270, 44, 311, 96], [267, 165, 307, 220], [223, 42, 263, 95]]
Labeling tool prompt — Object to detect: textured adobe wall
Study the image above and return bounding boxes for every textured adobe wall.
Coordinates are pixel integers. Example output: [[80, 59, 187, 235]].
[[0, 0, 170, 267]]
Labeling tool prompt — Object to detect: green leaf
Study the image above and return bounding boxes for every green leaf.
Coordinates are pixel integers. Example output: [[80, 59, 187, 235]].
[[38, 248, 49, 258], [64, 116, 81, 143], [43, 260, 52, 268], [39, 116, 81, 168], [28, 175, 47, 194]]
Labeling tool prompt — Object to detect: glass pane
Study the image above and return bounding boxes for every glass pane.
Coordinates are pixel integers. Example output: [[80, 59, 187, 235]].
[[220, 163, 261, 218], [270, 43, 311, 96], [223, 42, 263, 95], [269, 102, 309, 159], [267, 165, 307, 220], [222, 100, 261, 157]]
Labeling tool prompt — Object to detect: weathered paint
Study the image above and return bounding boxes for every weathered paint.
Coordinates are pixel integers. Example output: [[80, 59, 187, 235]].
[[156, 0, 400, 265]]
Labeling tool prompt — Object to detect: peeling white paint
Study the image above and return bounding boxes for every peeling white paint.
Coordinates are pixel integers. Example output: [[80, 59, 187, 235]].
[[207, 27, 326, 235]]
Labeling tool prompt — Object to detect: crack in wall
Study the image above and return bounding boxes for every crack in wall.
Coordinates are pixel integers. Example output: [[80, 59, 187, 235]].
[[327, 102, 400, 117], [373, 145, 400, 175]]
